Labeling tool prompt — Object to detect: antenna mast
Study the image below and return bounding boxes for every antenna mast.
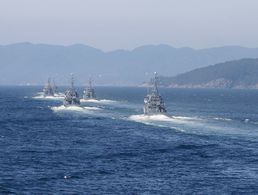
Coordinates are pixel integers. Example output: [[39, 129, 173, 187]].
[[71, 73, 74, 89], [153, 72, 159, 94]]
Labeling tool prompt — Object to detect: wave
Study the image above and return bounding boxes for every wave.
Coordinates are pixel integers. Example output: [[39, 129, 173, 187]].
[[83, 106, 101, 110], [127, 114, 203, 132], [213, 117, 232, 121], [51, 105, 101, 113], [127, 113, 255, 137], [129, 114, 174, 122], [33, 92, 65, 100], [128, 114, 202, 125], [80, 99, 117, 104]]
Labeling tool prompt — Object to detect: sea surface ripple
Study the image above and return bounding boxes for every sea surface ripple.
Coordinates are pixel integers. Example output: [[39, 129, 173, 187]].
[[1, 86, 258, 194]]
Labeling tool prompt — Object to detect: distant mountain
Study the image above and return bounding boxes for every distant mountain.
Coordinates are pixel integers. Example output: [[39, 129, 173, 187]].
[[2, 43, 258, 85], [160, 58, 258, 89]]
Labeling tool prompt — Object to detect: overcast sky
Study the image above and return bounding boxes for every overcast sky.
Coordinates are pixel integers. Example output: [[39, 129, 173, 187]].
[[0, 0, 258, 51]]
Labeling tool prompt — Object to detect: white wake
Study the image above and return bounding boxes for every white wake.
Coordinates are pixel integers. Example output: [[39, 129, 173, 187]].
[[128, 112, 258, 139], [80, 98, 117, 104], [51, 105, 101, 113], [33, 92, 65, 100], [128, 114, 202, 125]]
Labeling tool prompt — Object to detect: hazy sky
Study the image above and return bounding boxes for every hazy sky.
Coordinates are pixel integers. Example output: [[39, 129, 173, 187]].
[[1, 0, 258, 51]]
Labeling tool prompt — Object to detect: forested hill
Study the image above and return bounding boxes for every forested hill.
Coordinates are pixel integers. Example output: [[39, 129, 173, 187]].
[[160, 58, 258, 89]]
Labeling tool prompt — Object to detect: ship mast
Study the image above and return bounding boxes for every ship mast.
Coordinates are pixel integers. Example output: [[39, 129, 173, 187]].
[[70, 74, 75, 89], [152, 72, 159, 95], [89, 77, 92, 89], [53, 79, 57, 91], [47, 77, 51, 87]]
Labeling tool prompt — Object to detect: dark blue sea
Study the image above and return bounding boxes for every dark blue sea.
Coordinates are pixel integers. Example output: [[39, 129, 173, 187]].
[[1, 86, 258, 194]]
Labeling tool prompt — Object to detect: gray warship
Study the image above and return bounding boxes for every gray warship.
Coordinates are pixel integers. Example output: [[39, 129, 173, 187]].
[[83, 78, 96, 100], [143, 72, 167, 115], [63, 75, 80, 106], [43, 78, 55, 97]]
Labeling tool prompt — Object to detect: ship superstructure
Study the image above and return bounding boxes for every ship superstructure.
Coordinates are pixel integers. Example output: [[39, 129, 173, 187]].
[[63, 75, 80, 106], [43, 78, 55, 97], [83, 78, 96, 100], [143, 72, 167, 115]]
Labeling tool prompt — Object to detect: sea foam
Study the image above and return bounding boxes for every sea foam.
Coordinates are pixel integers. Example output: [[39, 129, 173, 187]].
[[129, 114, 201, 124], [51, 105, 101, 112], [80, 99, 117, 104], [33, 92, 65, 101]]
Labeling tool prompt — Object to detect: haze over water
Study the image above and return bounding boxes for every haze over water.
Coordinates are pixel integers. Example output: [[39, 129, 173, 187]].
[[1, 0, 258, 50]]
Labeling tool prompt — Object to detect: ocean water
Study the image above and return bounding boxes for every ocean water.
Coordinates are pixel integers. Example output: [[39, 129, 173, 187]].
[[1, 86, 258, 194]]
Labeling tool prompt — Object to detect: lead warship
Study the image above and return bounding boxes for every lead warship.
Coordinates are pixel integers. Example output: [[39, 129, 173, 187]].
[[83, 78, 96, 100], [143, 72, 167, 115], [63, 75, 80, 106], [43, 78, 55, 97]]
